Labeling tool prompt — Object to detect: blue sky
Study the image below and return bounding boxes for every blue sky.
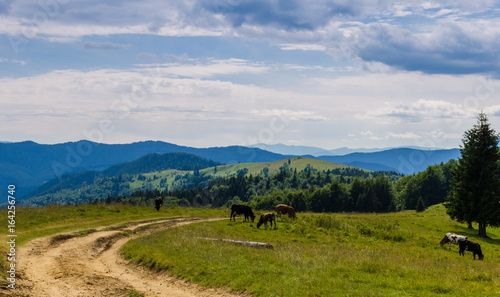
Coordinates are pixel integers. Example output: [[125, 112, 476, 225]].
[[1, 0, 500, 149]]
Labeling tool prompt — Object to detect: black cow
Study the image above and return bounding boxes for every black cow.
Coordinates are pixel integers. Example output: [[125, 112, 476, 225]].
[[155, 197, 164, 211], [458, 240, 484, 260], [230, 204, 256, 222]]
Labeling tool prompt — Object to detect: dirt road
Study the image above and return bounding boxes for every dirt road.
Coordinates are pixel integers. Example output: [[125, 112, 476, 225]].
[[10, 218, 249, 297]]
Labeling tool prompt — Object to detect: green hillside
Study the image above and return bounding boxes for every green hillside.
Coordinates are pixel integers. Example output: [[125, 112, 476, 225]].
[[22, 157, 367, 207], [203, 157, 360, 178]]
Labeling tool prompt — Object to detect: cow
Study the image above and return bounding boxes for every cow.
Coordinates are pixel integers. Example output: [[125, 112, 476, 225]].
[[155, 196, 164, 211], [230, 204, 256, 222], [458, 240, 484, 260], [257, 213, 277, 230], [439, 233, 467, 250], [275, 204, 296, 222]]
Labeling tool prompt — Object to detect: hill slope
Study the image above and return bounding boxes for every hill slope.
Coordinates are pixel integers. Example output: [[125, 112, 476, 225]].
[[24, 152, 223, 200], [21, 157, 365, 207], [204, 156, 364, 178]]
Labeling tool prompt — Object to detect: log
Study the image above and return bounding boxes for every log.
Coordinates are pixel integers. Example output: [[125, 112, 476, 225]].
[[197, 237, 273, 249]]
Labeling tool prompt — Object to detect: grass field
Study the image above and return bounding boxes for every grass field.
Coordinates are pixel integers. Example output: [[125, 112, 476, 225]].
[[122, 205, 500, 296], [3, 204, 499, 296]]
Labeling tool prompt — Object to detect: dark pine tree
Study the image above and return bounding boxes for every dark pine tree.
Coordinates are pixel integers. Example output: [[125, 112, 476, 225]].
[[446, 112, 500, 238]]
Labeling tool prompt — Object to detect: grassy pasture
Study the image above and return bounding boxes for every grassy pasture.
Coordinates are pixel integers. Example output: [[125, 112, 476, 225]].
[[122, 205, 500, 296], [200, 156, 358, 178]]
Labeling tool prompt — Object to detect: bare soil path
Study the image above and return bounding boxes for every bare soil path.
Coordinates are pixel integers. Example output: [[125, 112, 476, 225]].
[[10, 217, 249, 297]]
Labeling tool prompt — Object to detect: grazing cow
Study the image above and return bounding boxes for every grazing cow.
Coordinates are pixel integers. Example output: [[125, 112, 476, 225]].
[[257, 213, 277, 230], [230, 204, 256, 222], [458, 240, 484, 260], [275, 204, 296, 222], [439, 233, 467, 250], [155, 197, 164, 211]]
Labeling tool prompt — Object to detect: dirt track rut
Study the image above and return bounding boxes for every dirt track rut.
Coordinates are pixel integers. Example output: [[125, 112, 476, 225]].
[[11, 218, 248, 297]]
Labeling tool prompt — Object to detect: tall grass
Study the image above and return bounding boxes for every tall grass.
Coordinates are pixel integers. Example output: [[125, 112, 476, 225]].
[[122, 206, 500, 296]]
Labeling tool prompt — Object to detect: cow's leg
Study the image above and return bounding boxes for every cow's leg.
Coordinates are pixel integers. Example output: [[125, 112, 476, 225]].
[[448, 242, 451, 250]]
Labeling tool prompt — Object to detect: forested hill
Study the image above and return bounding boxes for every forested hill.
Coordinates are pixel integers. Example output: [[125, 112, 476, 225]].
[[24, 152, 223, 200], [102, 152, 223, 176], [0, 140, 288, 198], [20, 157, 384, 207]]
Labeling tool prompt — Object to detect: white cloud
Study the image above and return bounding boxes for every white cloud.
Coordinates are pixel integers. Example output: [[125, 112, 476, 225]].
[[279, 43, 326, 51], [253, 109, 327, 122], [386, 132, 422, 139], [82, 42, 131, 50], [359, 99, 476, 123], [137, 58, 271, 79], [0, 58, 27, 65]]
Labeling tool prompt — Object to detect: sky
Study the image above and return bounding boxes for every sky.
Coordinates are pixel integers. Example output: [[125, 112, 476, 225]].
[[1, 0, 500, 150]]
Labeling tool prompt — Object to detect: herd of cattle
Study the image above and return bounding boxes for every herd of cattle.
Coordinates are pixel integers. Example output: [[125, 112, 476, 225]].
[[154, 197, 485, 259], [230, 203, 297, 230]]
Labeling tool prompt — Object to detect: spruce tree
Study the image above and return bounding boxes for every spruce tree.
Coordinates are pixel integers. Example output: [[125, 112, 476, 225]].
[[445, 112, 500, 237]]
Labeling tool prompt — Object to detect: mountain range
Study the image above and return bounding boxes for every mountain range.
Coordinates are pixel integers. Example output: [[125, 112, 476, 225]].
[[249, 143, 450, 156], [0, 140, 290, 198], [0, 140, 461, 198]]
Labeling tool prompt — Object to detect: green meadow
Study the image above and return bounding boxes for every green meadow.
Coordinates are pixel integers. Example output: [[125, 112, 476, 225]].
[[2, 204, 499, 296], [122, 205, 500, 297]]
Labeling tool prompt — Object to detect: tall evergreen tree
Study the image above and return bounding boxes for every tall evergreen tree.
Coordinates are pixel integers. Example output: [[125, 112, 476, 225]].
[[445, 112, 500, 237]]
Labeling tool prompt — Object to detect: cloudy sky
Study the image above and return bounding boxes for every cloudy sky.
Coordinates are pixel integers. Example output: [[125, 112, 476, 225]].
[[1, 0, 500, 149]]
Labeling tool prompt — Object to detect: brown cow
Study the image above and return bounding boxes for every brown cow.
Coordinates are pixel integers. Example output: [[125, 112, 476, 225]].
[[257, 213, 276, 230], [275, 204, 296, 222]]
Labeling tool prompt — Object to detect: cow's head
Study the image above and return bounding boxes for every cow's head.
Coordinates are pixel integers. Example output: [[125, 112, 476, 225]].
[[439, 235, 450, 245], [256, 218, 263, 228]]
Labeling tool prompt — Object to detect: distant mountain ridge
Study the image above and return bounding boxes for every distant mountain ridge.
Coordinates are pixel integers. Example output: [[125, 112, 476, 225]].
[[249, 143, 450, 157], [316, 148, 461, 174], [0, 140, 290, 198]]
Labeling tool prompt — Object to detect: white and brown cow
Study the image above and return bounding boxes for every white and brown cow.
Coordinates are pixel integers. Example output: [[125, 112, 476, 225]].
[[439, 232, 467, 250]]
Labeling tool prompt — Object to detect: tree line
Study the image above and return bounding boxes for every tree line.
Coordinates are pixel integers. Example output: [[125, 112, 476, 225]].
[[102, 160, 457, 214]]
